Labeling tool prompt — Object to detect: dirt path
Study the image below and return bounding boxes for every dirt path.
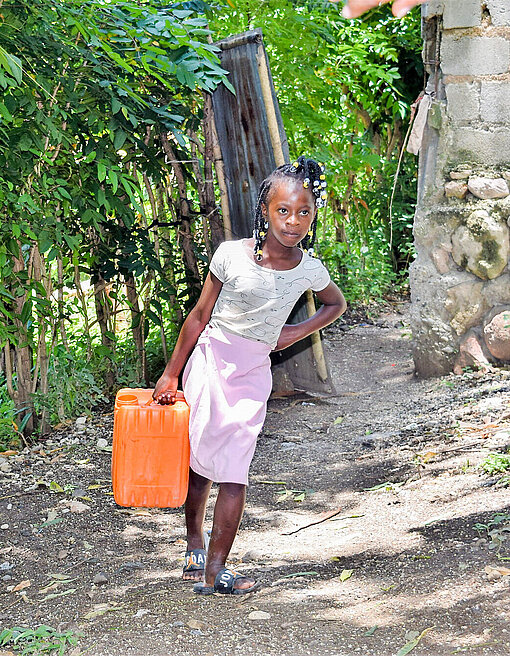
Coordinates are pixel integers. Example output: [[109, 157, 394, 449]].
[[1, 303, 510, 656]]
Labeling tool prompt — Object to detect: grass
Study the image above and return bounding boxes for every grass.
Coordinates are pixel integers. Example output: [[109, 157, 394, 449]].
[[479, 451, 510, 487], [0, 625, 80, 655], [474, 513, 510, 559]]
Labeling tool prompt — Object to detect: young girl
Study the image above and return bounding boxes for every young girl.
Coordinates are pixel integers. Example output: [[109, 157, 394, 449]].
[[153, 156, 346, 595]]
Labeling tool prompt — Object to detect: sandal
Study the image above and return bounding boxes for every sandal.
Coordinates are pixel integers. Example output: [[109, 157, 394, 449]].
[[183, 530, 210, 580], [183, 549, 206, 579], [193, 567, 260, 596]]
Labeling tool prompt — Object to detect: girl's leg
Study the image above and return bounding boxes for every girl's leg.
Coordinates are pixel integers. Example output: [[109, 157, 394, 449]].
[[183, 468, 212, 581], [205, 482, 255, 591]]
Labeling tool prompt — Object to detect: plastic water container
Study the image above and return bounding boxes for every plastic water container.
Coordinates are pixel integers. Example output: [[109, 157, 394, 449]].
[[112, 388, 190, 508]]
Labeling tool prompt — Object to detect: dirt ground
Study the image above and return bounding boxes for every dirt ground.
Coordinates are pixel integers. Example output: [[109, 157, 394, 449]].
[[1, 302, 510, 656]]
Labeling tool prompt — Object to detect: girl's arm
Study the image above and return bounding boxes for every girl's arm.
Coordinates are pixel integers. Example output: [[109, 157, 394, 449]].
[[274, 281, 347, 352], [153, 272, 223, 403]]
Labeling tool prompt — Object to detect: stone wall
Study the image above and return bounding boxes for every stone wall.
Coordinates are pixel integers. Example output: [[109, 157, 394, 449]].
[[411, 0, 510, 376]]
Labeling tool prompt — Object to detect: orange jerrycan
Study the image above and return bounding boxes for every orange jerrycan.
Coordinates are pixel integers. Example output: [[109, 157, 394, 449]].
[[112, 388, 190, 508]]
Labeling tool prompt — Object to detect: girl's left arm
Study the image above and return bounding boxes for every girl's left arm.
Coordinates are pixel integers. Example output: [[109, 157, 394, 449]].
[[274, 281, 347, 351]]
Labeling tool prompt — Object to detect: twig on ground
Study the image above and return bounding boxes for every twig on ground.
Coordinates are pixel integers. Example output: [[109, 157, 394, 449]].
[[282, 510, 362, 536]]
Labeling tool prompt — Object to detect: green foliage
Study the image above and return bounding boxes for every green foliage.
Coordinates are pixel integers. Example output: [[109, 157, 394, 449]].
[[0, 625, 79, 655], [210, 0, 422, 304], [479, 451, 510, 488], [474, 513, 510, 558], [32, 345, 106, 426], [0, 375, 20, 450]]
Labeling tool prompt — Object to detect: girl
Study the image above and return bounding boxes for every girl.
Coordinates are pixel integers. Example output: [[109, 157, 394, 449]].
[[153, 156, 346, 595]]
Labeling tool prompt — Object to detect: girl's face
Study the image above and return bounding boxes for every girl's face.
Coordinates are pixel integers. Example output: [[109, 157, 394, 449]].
[[262, 179, 316, 250]]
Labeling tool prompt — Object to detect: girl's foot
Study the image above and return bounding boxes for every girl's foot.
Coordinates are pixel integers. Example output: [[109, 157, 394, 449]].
[[194, 568, 260, 595]]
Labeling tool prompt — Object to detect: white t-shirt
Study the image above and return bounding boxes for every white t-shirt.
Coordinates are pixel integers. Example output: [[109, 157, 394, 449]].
[[208, 239, 331, 348]]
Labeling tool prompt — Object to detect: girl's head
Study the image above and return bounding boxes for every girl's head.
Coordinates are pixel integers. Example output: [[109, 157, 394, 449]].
[[253, 157, 327, 261]]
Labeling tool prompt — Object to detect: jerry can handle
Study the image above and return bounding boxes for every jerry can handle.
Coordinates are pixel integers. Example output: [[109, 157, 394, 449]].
[[147, 390, 185, 406]]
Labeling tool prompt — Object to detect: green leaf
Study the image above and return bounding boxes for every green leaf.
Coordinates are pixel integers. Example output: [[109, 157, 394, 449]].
[[395, 627, 434, 656], [113, 129, 127, 150], [339, 569, 353, 582], [97, 162, 107, 182]]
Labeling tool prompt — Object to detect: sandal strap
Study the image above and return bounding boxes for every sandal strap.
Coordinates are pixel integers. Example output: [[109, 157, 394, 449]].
[[183, 549, 206, 572], [214, 568, 246, 594]]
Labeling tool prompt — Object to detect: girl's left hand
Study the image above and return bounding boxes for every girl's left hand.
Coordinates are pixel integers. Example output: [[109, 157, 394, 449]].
[[274, 325, 298, 351]]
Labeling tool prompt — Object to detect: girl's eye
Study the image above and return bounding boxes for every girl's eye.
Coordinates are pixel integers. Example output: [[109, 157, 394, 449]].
[[278, 208, 287, 214]]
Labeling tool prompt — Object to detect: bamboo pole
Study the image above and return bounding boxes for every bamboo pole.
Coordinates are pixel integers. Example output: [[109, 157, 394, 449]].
[[256, 44, 329, 382], [209, 104, 232, 240]]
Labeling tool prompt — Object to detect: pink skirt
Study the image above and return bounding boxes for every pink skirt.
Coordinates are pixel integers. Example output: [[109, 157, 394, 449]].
[[182, 325, 272, 485]]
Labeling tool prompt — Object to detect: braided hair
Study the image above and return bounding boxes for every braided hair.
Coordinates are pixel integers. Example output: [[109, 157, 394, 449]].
[[253, 156, 327, 261]]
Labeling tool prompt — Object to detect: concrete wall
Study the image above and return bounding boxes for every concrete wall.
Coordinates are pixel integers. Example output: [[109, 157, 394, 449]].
[[411, 0, 510, 376]]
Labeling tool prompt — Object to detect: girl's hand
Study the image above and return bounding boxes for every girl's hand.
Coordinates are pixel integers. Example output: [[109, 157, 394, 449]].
[[338, 0, 427, 19], [274, 325, 299, 352], [153, 374, 179, 405]]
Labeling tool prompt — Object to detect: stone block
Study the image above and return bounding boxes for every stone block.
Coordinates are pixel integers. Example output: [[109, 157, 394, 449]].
[[422, 0, 444, 18], [486, 0, 510, 26], [443, 0, 482, 29], [446, 82, 480, 123], [468, 177, 509, 199], [483, 307, 510, 361], [480, 81, 510, 124], [441, 35, 510, 76], [451, 209, 509, 280], [448, 127, 510, 166]]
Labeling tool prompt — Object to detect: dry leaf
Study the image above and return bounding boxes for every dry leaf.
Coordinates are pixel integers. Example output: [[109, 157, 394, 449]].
[[485, 565, 510, 579], [84, 603, 122, 620], [12, 579, 31, 593]]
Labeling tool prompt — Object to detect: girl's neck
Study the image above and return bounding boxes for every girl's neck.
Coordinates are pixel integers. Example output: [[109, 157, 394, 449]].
[[244, 237, 302, 271]]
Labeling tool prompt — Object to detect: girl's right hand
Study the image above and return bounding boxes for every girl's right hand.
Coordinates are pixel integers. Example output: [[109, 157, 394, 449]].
[[153, 374, 179, 404]]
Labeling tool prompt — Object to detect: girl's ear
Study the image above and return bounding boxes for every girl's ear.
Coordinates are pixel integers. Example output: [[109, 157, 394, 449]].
[[261, 202, 267, 216]]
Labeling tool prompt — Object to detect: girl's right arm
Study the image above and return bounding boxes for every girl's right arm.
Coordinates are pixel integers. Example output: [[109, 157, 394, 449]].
[[153, 272, 223, 403]]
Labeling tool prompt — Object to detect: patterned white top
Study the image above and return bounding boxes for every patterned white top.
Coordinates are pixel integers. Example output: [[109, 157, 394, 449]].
[[208, 239, 331, 348]]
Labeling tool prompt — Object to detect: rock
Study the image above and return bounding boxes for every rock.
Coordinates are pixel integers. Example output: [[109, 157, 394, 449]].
[[450, 170, 471, 180], [453, 330, 490, 375], [96, 438, 108, 449], [430, 248, 451, 274], [445, 280, 485, 335], [468, 177, 509, 199], [248, 611, 271, 620], [134, 608, 150, 618], [240, 551, 257, 563], [354, 431, 397, 448], [75, 416, 88, 426], [187, 619, 207, 630], [483, 309, 510, 362], [69, 500, 91, 513], [0, 458, 12, 473], [451, 209, 509, 280], [445, 181, 468, 199], [93, 573, 108, 585], [172, 621, 185, 627]]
